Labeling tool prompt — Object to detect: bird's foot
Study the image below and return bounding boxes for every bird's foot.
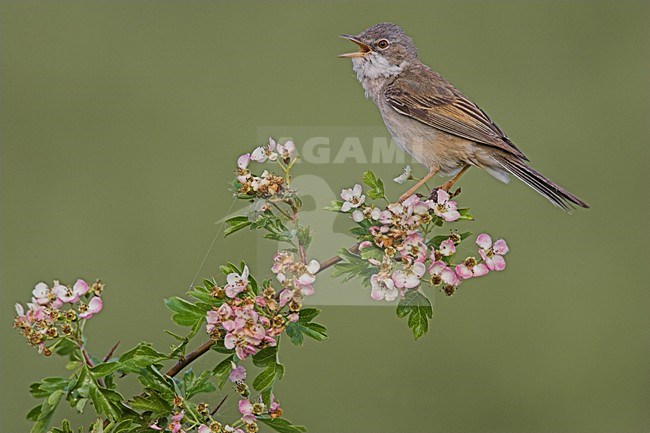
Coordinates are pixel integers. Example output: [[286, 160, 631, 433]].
[[429, 186, 461, 201]]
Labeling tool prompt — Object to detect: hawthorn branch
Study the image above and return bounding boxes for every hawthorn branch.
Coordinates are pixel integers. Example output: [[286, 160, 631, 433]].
[[164, 243, 360, 378]]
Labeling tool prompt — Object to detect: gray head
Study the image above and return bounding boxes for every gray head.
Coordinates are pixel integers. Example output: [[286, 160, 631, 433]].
[[339, 22, 418, 69]]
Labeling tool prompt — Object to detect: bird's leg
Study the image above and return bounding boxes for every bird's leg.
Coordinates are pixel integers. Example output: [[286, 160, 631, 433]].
[[437, 165, 470, 191], [398, 166, 439, 202]]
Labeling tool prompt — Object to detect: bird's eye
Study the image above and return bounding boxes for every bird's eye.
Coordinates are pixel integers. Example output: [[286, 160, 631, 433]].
[[376, 39, 389, 49]]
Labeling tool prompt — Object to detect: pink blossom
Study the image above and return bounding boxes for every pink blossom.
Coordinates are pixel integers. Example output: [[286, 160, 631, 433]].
[[340, 184, 365, 212], [168, 411, 184, 433], [438, 239, 456, 256], [352, 210, 364, 222], [358, 241, 373, 250], [392, 262, 426, 289], [455, 260, 489, 279], [197, 426, 211, 433], [32, 282, 51, 305], [238, 399, 256, 423], [477, 234, 509, 271], [53, 282, 80, 304], [78, 296, 103, 319], [73, 279, 89, 296], [250, 137, 278, 163], [429, 261, 461, 287], [225, 266, 250, 298], [432, 189, 460, 222], [269, 393, 282, 418], [288, 313, 299, 322], [278, 289, 292, 307], [229, 363, 246, 382], [220, 301, 276, 360], [237, 153, 251, 169], [399, 233, 428, 263], [277, 140, 296, 159], [370, 274, 398, 301]]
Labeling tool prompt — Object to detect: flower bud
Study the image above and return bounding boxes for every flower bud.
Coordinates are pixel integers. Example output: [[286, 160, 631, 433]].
[[236, 381, 250, 397], [211, 286, 226, 299], [262, 287, 276, 299], [288, 300, 301, 312], [252, 403, 264, 415], [91, 280, 105, 296], [464, 257, 477, 267], [197, 402, 209, 415], [442, 284, 456, 296], [272, 315, 285, 327]]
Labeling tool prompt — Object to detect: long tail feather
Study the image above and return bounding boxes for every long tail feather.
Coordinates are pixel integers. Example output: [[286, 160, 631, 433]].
[[493, 154, 589, 212]]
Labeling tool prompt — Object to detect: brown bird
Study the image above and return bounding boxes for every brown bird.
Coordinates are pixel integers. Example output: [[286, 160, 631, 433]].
[[340, 22, 588, 211]]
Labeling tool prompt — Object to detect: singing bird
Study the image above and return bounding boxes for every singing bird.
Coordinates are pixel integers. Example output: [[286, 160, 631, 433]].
[[339, 22, 588, 211]]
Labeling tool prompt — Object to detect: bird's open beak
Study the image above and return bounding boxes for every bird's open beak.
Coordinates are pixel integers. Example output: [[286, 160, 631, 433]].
[[338, 34, 372, 58]]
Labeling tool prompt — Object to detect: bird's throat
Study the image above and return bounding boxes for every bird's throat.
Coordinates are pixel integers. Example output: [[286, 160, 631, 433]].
[[352, 53, 406, 100]]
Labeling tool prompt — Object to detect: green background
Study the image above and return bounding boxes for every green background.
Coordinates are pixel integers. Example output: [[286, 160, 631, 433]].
[[1, 1, 648, 432]]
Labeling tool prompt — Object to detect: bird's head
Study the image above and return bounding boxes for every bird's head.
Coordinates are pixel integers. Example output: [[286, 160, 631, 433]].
[[339, 23, 418, 79]]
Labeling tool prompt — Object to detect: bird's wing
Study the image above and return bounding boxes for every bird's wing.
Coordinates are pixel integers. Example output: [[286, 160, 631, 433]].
[[384, 69, 528, 160]]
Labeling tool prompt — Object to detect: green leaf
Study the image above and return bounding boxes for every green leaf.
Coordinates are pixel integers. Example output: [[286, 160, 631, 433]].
[[323, 200, 344, 212], [90, 362, 121, 378], [119, 343, 170, 373], [224, 215, 252, 236], [53, 337, 82, 361], [183, 369, 216, 399], [26, 405, 42, 421], [285, 322, 304, 346], [297, 308, 321, 324], [396, 291, 433, 340], [129, 394, 169, 414], [212, 355, 234, 388], [164, 297, 205, 328], [362, 170, 385, 200], [110, 419, 141, 433], [457, 208, 474, 221], [297, 225, 312, 249], [332, 247, 373, 286], [259, 417, 307, 433], [81, 366, 124, 421], [360, 246, 384, 262], [136, 366, 175, 401], [252, 346, 278, 368], [252, 364, 279, 391], [285, 321, 328, 346], [75, 397, 89, 413], [50, 419, 74, 433], [29, 377, 71, 399]]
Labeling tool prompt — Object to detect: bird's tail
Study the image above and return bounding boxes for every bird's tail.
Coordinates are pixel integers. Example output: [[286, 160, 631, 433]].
[[492, 154, 589, 212]]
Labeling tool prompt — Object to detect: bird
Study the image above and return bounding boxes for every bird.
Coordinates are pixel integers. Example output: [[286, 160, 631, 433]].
[[339, 22, 589, 211]]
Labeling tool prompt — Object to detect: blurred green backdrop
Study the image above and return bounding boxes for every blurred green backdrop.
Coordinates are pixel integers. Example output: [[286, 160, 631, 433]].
[[1, 1, 649, 432]]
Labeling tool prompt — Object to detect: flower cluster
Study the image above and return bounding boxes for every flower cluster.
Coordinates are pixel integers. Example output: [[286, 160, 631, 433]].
[[271, 251, 320, 297], [338, 182, 509, 300], [13, 279, 104, 355], [250, 137, 296, 164], [205, 259, 317, 360], [234, 138, 297, 199], [151, 408, 247, 433], [238, 393, 282, 431]]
